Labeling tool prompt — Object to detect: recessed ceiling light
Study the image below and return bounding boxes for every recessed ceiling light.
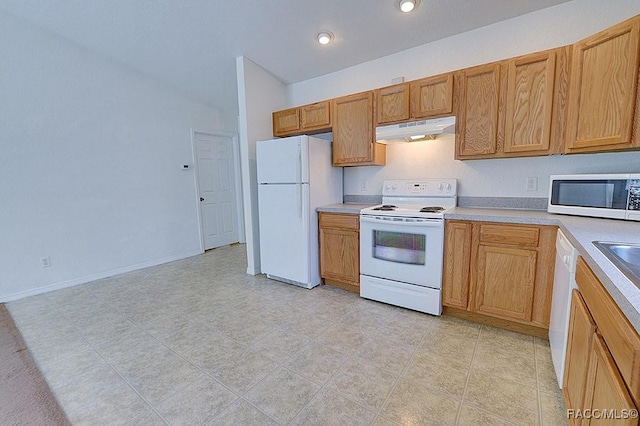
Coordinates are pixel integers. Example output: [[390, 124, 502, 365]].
[[316, 31, 334, 45], [398, 0, 420, 13]]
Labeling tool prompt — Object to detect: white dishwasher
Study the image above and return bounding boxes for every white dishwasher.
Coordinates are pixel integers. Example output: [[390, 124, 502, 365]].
[[549, 229, 578, 388]]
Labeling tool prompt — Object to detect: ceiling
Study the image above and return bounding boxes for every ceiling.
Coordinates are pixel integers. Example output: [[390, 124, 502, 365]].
[[0, 0, 573, 118]]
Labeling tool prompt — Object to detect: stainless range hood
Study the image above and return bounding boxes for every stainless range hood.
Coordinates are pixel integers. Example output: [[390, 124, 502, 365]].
[[376, 116, 455, 143]]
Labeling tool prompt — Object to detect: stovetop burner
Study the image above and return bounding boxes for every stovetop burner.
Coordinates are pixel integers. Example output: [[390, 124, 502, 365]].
[[372, 204, 397, 211], [419, 206, 444, 213]]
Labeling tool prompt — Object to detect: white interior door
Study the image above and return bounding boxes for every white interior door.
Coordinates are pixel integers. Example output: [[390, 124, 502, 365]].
[[195, 132, 240, 249]]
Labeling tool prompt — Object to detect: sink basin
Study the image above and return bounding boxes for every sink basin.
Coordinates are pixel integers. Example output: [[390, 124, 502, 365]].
[[593, 241, 640, 289]]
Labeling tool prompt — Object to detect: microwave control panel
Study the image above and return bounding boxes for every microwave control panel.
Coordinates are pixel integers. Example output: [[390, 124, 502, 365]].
[[629, 179, 640, 210]]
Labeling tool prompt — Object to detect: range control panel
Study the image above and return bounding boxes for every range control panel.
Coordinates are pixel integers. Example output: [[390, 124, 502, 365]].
[[382, 179, 457, 197]]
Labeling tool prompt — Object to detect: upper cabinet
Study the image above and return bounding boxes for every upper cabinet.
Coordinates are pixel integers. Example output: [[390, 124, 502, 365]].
[[566, 16, 640, 153], [376, 83, 410, 125], [376, 73, 454, 126], [454, 63, 502, 158], [332, 91, 386, 166], [273, 101, 331, 137], [410, 73, 454, 119], [272, 14, 640, 161], [455, 47, 571, 160]]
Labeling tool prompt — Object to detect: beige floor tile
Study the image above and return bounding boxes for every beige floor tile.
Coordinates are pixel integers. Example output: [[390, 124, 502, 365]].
[[290, 388, 376, 426], [325, 358, 398, 411], [38, 348, 109, 390], [536, 351, 562, 395], [472, 344, 538, 390], [539, 390, 568, 426], [478, 325, 536, 356], [402, 349, 470, 398], [457, 404, 520, 426], [249, 328, 311, 362], [355, 335, 416, 375], [8, 244, 567, 425], [209, 400, 279, 426], [244, 367, 321, 424], [126, 409, 167, 425], [315, 321, 373, 354], [155, 375, 238, 425], [464, 369, 540, 425], [380, 378, 460, 426], [419, 328, 478, 364], [285, 342, 348, 384], [209, 350, 278, 394], [55, 364, 149, 426]]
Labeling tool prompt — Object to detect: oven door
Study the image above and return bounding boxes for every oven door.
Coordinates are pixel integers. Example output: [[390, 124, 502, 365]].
[[360, 215, 444, 288]]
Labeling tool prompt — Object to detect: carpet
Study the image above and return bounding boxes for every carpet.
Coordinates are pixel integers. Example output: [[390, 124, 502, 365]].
[[0, 303, 70, 425]]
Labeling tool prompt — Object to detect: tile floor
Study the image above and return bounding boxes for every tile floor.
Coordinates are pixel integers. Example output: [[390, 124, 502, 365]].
[[7, 244, 567, 425]]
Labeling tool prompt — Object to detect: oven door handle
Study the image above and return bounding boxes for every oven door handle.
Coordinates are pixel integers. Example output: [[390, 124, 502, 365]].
[[360, 216, 444, 227]]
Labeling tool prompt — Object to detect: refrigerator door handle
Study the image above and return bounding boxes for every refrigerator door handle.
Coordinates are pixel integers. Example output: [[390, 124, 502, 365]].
[[296, 144, 302, 219]]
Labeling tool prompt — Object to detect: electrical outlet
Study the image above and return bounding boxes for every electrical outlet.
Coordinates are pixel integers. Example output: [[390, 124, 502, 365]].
[[41, 256, 51, 268], [526, 177, 538, 191], [361, 179, 368, 192]]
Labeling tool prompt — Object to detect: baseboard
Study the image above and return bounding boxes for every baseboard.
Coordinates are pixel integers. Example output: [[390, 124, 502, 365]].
[[1, 249, 203, 303], [443, 306, 549, 339], [246, 266, 262, 275]]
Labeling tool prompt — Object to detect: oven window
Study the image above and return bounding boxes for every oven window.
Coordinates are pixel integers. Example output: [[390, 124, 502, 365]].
[[373, 230, 426, 265]]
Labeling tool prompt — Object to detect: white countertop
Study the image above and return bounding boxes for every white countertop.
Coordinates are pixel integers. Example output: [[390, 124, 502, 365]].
[[446, 207, 640, 333]]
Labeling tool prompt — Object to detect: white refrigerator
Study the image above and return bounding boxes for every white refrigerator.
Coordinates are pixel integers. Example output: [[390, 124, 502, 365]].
[[257, 135, 343, 288]]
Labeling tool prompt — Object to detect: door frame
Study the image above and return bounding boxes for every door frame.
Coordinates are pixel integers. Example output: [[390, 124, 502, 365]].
[[190, 129, 246, 252]]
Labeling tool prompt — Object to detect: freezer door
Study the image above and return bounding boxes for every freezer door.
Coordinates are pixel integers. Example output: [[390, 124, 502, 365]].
[[257, 136, 309, 184], [258, 183, 315, 286]]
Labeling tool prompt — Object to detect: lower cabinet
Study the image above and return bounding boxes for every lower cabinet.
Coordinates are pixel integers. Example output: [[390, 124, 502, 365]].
[[442, 220, 556, 335], [563, 258, 640, 425], [318, 212, 360, 293]]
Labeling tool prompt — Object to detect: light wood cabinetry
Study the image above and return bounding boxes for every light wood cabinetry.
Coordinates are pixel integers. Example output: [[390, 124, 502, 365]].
[[455, 47, 571, 159], [563, 258, 640, 424], [454, 63, 502, 158], [272, 101, 331, 137], [376, 83, 410, 125], [332, 91, 386, 166], [318, 212, 360, 293], [442, 220, 557, 336], [564, 290, 597, 419], [566, 16, 640, 153], [410, 73, 454, 119], [442, 221, 472, 309]]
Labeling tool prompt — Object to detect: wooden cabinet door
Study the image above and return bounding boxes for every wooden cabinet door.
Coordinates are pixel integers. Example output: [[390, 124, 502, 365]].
[[273, 108, 300, 136], [472, 244, 537, 321], [455, 63, 502, 158], [582, 335, 638, 426], [301, 101, 331, 132], [332, 91, 385, 166], [410, 73, 454, 118], [564, 290, 597, 421], [319, 227, 359, 286], [566, 17, 640, 153], [442, 221, 472, 309], [376, 83, 410, 125], [504, 50, 557, 154]]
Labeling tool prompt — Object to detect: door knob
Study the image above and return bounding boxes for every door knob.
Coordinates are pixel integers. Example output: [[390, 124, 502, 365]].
[[200, 197, 205, 201]]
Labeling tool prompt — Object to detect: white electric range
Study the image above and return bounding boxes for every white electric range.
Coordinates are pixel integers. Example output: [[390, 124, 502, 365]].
[[359, 179, 457, 315]]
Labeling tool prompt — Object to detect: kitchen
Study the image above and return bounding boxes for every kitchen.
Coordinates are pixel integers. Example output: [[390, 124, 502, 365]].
[[253, 6, 640, 425], [3, 0, 640, 424]]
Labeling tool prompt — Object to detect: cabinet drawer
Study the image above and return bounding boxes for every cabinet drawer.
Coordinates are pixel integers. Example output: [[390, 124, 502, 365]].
[[479, 224, 540, 247], [319, 213, 359, 230], [576, 256, 640, 406]]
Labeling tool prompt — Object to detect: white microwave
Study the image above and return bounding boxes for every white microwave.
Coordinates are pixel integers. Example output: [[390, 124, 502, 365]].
[[548, 174, 640, 221]]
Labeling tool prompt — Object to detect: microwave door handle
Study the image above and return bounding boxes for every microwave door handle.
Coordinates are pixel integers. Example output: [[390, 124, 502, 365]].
[[360, 216, 443, 227]]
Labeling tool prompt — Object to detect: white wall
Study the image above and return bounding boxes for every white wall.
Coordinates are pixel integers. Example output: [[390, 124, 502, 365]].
[[236, 57, 288, 274], [0, 11, 234, 301], [287, 0, 640, 198]]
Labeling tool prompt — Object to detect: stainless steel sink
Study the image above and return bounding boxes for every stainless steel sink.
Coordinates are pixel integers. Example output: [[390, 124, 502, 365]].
[[593, 241, 640, 288]]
